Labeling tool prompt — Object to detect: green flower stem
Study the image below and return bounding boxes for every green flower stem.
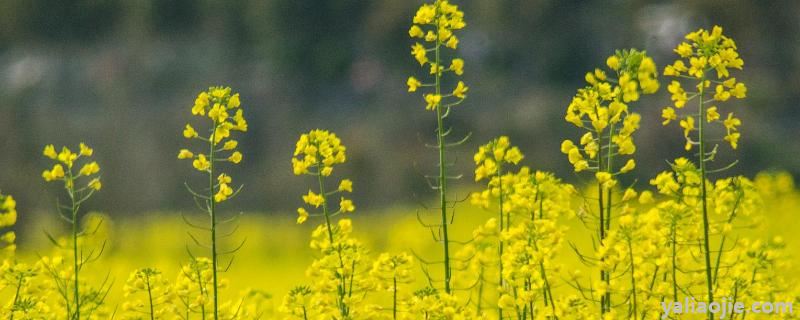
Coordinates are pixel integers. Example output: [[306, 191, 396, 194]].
[[316, 162, 349, 317], [146, 273, 155, 320], [67, 169, 81, 320], [208, 123, 220, 320], [433, 6, 452, 295], [497, 164, 505, 320], [697, 75, 715, 320]]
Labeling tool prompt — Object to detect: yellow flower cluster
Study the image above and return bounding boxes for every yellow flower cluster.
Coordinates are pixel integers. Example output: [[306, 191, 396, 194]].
[[662, 26, 746, 150], [121, 268, 174, 319], [370, 252, 414, 291], [473, 136, 523, 182], [179, 87, 246, 203], [42, 143, 102, 191], [174, 257, 229, 317], [407, 0, 468, 111], [407, 287, 476, 319], [561, 49, 657, 190], [291, 129, 346, 176], [292, 130, 353, 224]]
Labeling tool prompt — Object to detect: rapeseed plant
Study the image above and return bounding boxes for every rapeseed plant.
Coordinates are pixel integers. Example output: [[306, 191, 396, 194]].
[[407, 0, 467, 294], [560, 49, 659, 315], [41, 143, 109, 319], [288, 130, 375, 319], [660, 26, 747, 316], [179, 86, 247, 320]]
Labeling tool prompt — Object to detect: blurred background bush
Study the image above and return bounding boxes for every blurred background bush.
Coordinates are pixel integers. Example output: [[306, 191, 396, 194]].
[[0, 0, 798, 217]]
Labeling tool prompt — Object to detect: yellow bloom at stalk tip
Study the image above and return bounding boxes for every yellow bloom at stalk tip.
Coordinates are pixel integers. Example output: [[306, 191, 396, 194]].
[[339, 198, 355, 213], [292, 130, 347, 177], [407, 77, 422, 92], [183, 124, 198, 138], [606, 55, 620, 70], [452, 81, 468, 99], [228, 151, 242, 164], [338, 179, 353, 193], [178, 149, 194, 159]]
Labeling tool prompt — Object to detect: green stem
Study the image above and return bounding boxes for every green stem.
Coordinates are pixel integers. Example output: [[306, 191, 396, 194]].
[[68, 170, 80, 320], [317, 162, 348, 317], [697, 76, 714, 319], [627, 238, 638, 317], [10, 275, 24, 320], [209, 122, 220, 320], [146, 273, 155, 320], [393, 276, 397, 320], [433, 7, 451, 294], [497, 164, 505, 320]]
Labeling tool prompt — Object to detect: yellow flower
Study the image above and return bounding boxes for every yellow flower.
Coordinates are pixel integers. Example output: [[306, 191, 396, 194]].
[[192, 92, 209, 115], [725, 132, 741, 149], [57, 147, 77, 167], [218, 173, 232, 184], [706, 106, 720, 122], [680, 116, 695, 138], [222, 140, 238, 151], [339, 198, 355, 213], [675, 42, 693, 57], [79, 143, 93, 156], [619, 159, 636, 173], [411, 43, 428, 65], [338, 179, 353, 192], [42, 164, 65, 182], [214, 183, 234, 202], [228, 151, 242, 164], [227, 93, 240, 109], [424, 94, 442, 110], [595, 172, 616, 189], [408, 25, 424, 38], [714, 85, 731, 101], [606, 55, 620, 70], [43, 144, 58, 159], [178, 149, 194, 159], [302, 191, 324, 208], [183, 124, 198, 138], [88, 178, 102, 191], [452, 81, 468, 99], [78, 161, 100, 176], [407, 77, 422, 92], [192, 154, 210, 171], [445, 35, 459, 49], [723, 113, 741, 131], [662, 107, 677, 125], [296, 208, 309, 224], [449, 58, 464, 75]]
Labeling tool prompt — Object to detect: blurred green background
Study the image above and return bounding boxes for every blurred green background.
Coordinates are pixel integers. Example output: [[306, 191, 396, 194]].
[[1, 0, 798, 217]]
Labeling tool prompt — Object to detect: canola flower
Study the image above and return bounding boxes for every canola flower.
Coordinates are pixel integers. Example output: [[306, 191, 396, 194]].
[[407, 0, 467, 295], [560, 49, 659, 314], [0, 193, 17, 256], [661, 26, 747, 313], [370, 252, 414, 319], [289, 130, 369, 319], [178, 86, 247, 320], [41, 143, 105, 320]]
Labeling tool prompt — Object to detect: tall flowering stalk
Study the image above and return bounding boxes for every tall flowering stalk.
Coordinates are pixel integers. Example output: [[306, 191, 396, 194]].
[[290, 130, 367, 319], [122, 268, 173, 319], [41, 143, 104, 319], [661, 26, 746, 314], [471, 136, 523, 318], [560, 49, 659, 314], [178, 86, 247, 320], [407, 0, 467, 294]]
